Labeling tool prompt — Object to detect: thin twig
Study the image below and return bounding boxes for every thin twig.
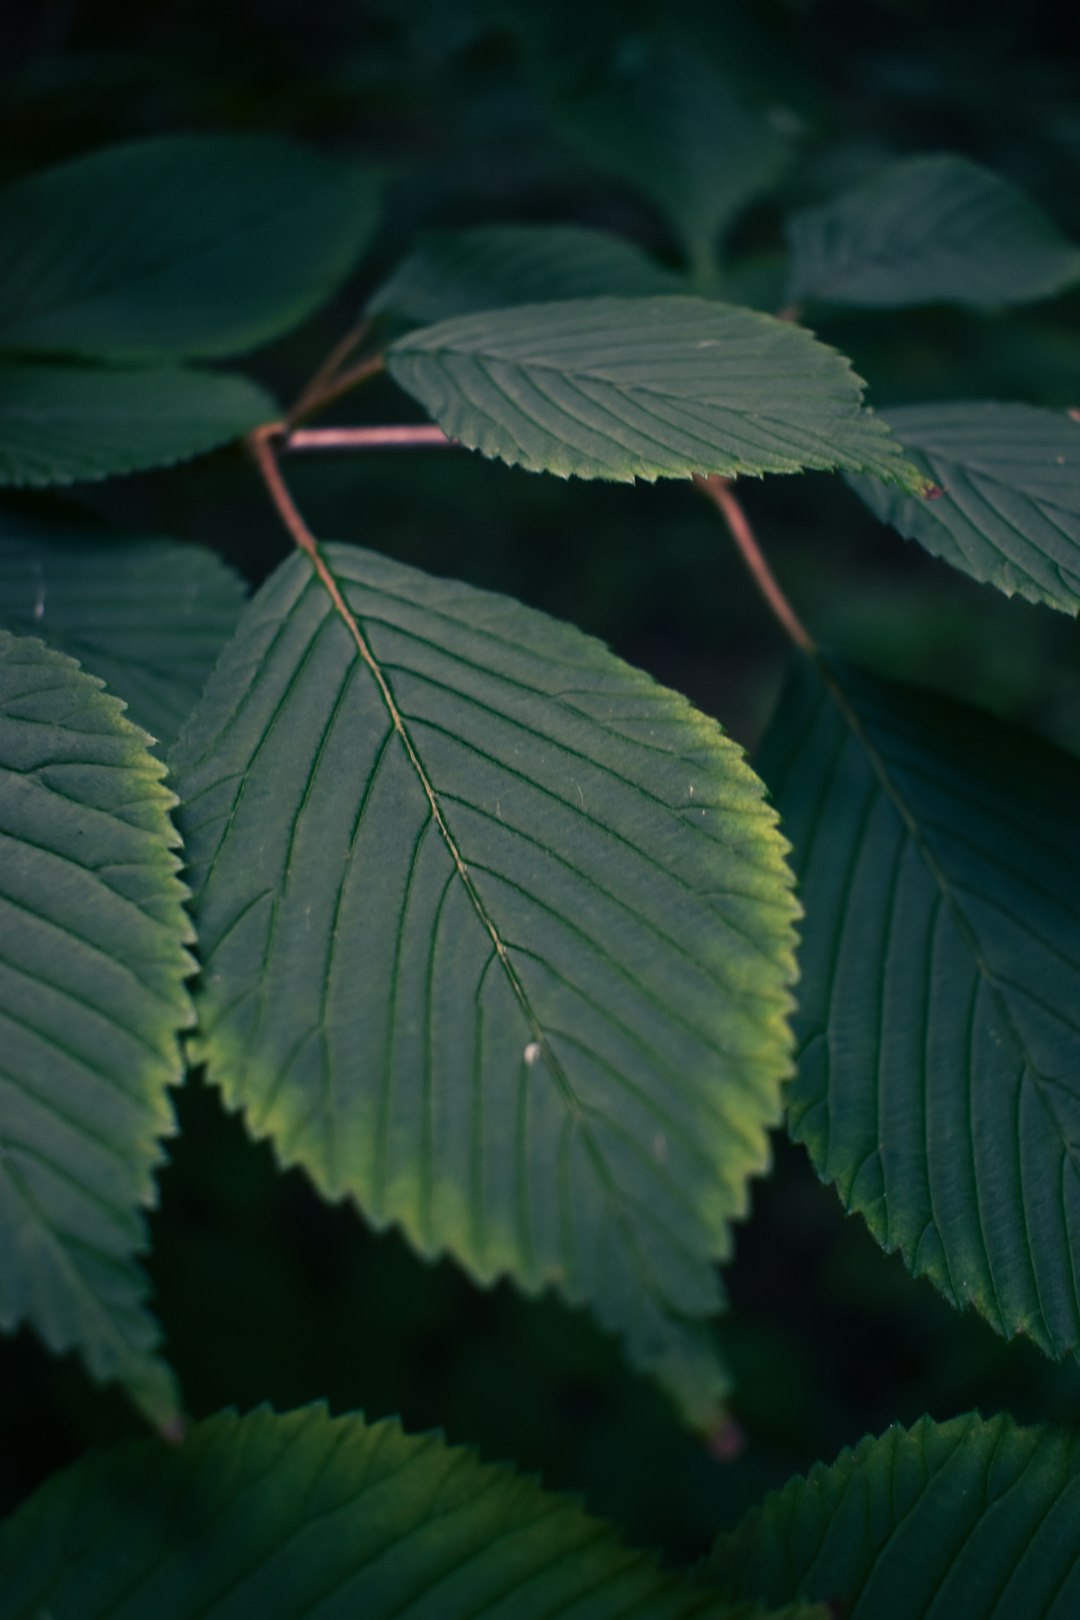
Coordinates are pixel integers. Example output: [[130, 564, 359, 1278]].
[[694, 473, 815, 653], [248, 424, 321, 560], [288, 321, 370, 425], [286, 424, 454, 453], [291, 351, 387, 424]]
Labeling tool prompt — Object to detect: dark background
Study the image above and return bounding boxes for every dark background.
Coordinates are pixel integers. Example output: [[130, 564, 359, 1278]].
[[2, 0, 1078, 1562]]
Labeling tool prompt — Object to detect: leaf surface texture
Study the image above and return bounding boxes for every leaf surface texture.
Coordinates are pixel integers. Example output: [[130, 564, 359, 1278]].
[[0, 1403, 819, 1620], [846, 402, 1080, 614], [759, 657, 1080, 1358], [0, 361, 273, 487], [387, 298, 928, 490], [172, 545, 800, 1426], [707, 1411, 1080, 1619], [0, 633, 193, 1426], [0, 511, 247, 745]]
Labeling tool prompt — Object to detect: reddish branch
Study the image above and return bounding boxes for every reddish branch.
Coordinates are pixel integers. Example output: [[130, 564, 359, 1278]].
[[694, 473, 815, 653]]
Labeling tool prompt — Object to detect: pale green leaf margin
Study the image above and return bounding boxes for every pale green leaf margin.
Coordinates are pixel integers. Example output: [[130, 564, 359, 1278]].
[[706, 1411, 1080, 1620], [0, 632, 194, 1428], [0, 1403, 824, 1620], [387, 297, 930, 493]]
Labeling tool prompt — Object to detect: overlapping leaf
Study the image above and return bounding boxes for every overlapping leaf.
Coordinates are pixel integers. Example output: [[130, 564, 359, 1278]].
[[0, 633, 193, 1428], [0, 510, 247, 745], [172, 544, 799, 1428], [0, 1403, 819, 1620], [0, 134, 379, 362], [786, 155, 1080, 310], [846, 401, 1080, 614], [368, 224, 679, 327], [386, 297, 930, 490], [759, 656, 1080, 1358], [707, 1412, 1080, 1619], [0, 361, 273, 487], [563, 42, 788, 279]]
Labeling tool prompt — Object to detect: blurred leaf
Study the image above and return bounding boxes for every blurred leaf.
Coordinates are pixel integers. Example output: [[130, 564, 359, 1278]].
[[0, 1403, 821, 1619], [563, 41, 788, 279], [0, 135, 380, 362], [387, 297, 930, 490], [786, 155, 1080, 310], [172, 544, 799, 1428], [707, 1411, 1080, 1619], [0, 633, 193, 1429], [759, 656, 1080, 1363], [0, 510, 247, 746], [0, 361, 273, 487], [368, 224, 679, 327], [847, 401, 1080, 614]]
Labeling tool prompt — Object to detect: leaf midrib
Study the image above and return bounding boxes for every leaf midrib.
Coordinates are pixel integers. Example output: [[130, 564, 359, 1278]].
[[303, 542, 711, 1305]]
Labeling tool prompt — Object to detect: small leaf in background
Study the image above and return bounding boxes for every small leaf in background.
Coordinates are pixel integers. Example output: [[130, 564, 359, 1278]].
[[846, 401, 1080, 615], [0, 1404, 820, 1620], [785, 154, 1080, 310], [0, 361, 274, 487], [0, 509, 248, 747], [562, 41, 789, 282], [387, 297, 930, 491], [0, 633, 194, 1429], [172, 545, 799, 1429], [706, 1411, 1080, 1619], [367, 223, 680, 327], [758, 656, 1080, 1362], [0, 135, 380, 363]]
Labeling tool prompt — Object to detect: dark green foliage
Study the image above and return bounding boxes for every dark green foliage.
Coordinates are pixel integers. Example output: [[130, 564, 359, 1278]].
[[0, 3, 1077, 1602], [708, 1412, 1080, 1619], [0, 1404, 820, 1620]]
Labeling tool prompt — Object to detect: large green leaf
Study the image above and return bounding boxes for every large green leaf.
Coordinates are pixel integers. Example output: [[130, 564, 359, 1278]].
[[0, 1404, 818, 1620], [563, 42, 788, 280], [0, 134, 379, 362], [758, 656, 1080, 1359], [0, 510, 247, 746], [0, 360, 273, 487], [386, 298, 929, 491], [172, 544, 799, 1428], [786, 155, 1080, 310], [707, 1411, 1080, 1619], [0, 633, 193, 1428], [368, 224, 679, 327], [846, 402, 1080, 615]]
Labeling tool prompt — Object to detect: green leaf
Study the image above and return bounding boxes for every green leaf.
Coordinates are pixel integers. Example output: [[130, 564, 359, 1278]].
[[386, 297, 930, 491], [706, 1411, 1080, 1619], [0, 1404, 818, 1620], [0, 360, 274, 487], [758, 656, 1080, 1360], [563, 42, 788, 279], [786, 154, 1080, 310], [0, 509, 248, 746], [0, 632, 194, 1428], [0, 134, 380, 362], [367, 224, 680, 327], [846, 402, 1080, 615], [172, 544, 799, 1429]]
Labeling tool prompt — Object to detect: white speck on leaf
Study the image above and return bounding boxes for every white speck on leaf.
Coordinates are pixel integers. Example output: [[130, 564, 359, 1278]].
[[523, 1041, 542, 1066]]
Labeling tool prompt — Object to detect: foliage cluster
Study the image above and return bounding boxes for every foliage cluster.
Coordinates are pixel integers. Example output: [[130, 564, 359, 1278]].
[[1, 7, 1079, 1615]]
